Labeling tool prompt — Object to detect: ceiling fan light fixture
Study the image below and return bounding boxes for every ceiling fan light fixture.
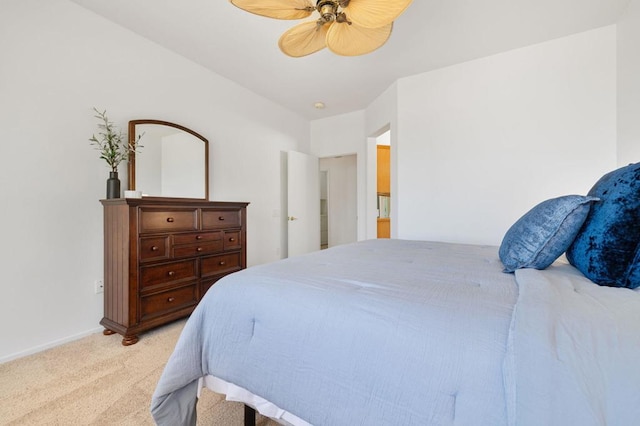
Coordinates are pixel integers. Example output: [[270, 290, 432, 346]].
[[229, 0, 314, 20], [317, 0, 338, 22], [230, 0, 413, 57], [279, 20, 329, 57], [343, 0, 413, 28]]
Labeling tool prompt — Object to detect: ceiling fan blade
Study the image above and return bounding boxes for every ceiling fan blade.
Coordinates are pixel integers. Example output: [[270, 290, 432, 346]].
[[229, 0, 314, 20], [342, 0, 413, 28], [279, 21, 329, 57], [326, 21, 392, 56]]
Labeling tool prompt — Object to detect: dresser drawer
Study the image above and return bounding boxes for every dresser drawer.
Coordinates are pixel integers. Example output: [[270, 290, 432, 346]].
[[140, 259, 197, 290], [139, 236, 170, 262], [173, 241, 223, 258], [223, 231, 242, 251], [202, 209, 241, 229], [140, 284, 197, 320], [139, 208, 197, 233], [173, 231, 222, 245], [201, 252, 242, 278]]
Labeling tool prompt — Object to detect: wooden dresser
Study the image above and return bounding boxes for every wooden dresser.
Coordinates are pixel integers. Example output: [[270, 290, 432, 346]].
[[100, 197, 249, 345]]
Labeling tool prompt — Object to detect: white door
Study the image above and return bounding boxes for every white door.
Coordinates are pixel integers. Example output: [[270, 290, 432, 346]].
[[288, 151, 320, 257]]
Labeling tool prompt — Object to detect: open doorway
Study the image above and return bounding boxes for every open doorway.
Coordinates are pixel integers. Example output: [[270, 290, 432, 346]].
[[376, 130, 391, 238], [319, 155, 357, 249]]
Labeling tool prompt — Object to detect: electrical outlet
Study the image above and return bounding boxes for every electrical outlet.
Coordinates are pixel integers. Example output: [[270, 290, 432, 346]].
[[95, 280, 104, 294]]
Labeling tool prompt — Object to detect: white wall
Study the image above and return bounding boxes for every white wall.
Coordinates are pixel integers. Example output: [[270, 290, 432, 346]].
[[396, 26, 617, 245], [618, 0, 640, 165], [0, 0, 309, 362], [313, 27, 618, 246]]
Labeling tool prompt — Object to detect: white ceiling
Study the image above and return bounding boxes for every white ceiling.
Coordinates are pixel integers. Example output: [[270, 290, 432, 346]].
[[71, 0, 630, 120]]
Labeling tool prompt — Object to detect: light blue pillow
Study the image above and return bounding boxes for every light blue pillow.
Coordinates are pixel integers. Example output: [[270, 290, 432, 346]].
[[499, 195, 599, 273]]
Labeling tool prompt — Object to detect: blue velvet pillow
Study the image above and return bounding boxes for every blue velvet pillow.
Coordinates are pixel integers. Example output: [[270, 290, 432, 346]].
[[566, 162, 640, 289], [499, 195, 599, 273]]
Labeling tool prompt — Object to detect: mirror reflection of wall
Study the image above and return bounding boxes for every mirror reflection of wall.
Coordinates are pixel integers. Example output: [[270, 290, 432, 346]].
[[161, 132, 205, 198], [136, 125, 162, 196], [134, 123, 206, 199]]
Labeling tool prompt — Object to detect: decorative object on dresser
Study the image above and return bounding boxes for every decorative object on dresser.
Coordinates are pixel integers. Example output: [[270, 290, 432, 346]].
[[100, 197, 249, 345], [88, 108, 143, 199]]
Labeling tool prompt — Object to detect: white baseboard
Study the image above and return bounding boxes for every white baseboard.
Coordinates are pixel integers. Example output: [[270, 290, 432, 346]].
[[0, 326, 105, 364]]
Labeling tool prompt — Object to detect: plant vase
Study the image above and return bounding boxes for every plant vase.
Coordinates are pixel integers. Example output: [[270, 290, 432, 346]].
[[106, 171, 121, 199]]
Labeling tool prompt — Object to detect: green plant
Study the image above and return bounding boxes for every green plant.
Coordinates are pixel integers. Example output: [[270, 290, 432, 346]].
[[89, 107, 142, 172]]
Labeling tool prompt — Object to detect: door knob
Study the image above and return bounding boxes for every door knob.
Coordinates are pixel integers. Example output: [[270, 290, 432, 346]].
[[288, 216, 298, 221]]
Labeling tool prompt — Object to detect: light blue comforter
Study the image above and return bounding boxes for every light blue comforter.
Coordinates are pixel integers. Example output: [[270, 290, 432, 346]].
[[151, 239, 640, 425], [506, 262, 640, 426]]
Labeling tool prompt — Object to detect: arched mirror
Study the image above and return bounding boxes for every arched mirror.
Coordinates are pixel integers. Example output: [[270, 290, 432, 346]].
[[128, 120, 209, 200]]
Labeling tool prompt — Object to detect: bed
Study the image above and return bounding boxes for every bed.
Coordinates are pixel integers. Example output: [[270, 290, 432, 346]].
[[150, 239, 640, 426], [151, 162, 640, 425]]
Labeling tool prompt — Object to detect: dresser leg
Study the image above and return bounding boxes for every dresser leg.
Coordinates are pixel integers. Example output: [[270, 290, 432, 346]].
[[103, 328, 116, 336], [122, 335, 139, 346]]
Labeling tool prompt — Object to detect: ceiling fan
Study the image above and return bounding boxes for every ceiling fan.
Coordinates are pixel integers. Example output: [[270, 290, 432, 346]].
[[229, 0, 413, 57]]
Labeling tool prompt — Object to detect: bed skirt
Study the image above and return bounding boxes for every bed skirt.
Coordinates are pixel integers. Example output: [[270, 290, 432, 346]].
[[198, 375, 312, 426]]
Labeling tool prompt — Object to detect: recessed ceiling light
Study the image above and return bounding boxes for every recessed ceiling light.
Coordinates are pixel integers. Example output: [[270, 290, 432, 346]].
[[314, 102, 325, 109]]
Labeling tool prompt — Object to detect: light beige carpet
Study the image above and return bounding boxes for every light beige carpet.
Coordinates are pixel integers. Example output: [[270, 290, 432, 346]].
[[0, 319, 280, 425]]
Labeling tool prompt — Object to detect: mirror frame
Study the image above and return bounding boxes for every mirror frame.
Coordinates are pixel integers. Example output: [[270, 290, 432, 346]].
[[128, 119, 209, 200]]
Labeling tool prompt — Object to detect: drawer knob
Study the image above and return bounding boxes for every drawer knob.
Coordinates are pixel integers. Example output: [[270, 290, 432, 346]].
[[196, 247, 203, 252], [151, 246, 159, 251], [167, 297, 175, 303], [229, 238, 236, 242], [168, 271, 176, 277], [166, 217, 175, 223], [219, 261, 226, 266], [196, 235, 203, 240], [218, 216, 225, 221]]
